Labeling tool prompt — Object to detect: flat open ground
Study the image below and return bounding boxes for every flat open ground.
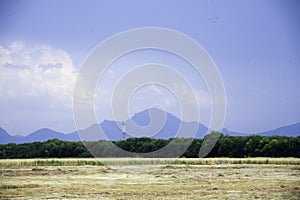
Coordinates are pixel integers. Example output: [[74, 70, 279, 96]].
[[0, 158, 299, 199]]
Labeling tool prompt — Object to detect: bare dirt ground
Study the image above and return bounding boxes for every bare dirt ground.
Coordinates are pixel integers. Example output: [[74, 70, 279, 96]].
[[0, 162, 299, 199]]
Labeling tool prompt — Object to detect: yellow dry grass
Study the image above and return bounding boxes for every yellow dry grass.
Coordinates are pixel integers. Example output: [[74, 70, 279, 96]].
[[0, 158, 299, 199], [0, 157, 299, 167]]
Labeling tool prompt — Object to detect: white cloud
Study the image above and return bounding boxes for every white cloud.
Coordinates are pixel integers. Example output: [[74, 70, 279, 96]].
[[0, 42, 79, 135], [163, 97, 173, 107], [170, 82, 211, 109], [0, 42, 77, 108], [148, 83, 163, 94]]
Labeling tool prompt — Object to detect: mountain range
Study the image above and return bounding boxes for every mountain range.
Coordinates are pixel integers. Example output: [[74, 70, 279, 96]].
[[1, 108, 299, 144]]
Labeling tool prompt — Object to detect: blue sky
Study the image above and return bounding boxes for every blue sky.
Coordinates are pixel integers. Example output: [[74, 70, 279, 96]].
[[0, 0, 299, 135]]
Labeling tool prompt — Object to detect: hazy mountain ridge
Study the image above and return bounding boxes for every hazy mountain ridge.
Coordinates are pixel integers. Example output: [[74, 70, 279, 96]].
[[222, 122, 300, 137], [0, 108, 299, 144]]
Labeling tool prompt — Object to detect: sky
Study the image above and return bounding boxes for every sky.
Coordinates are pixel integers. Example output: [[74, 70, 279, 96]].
[[0, 0, 299, 135]]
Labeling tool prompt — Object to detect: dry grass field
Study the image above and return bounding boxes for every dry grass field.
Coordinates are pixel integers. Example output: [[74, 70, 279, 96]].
[[0, 158, 299, 199]]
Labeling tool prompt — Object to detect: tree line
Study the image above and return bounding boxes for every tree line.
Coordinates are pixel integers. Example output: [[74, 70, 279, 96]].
[[0, 133, 299, 158]]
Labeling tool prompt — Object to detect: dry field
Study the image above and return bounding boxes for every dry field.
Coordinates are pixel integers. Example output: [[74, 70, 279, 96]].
[[0, 158, 299, 199]]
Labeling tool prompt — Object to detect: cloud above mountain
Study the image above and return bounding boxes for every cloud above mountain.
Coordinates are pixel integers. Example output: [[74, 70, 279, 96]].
[[0, 42, 212, 135], [0, 42, 78, 134], [0, 42, 77, 106]]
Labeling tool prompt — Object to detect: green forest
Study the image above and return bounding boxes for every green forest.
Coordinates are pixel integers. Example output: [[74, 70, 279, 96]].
[[0, 133, 299, 158]]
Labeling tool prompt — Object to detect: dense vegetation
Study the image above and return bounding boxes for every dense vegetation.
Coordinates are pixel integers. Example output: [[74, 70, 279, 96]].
[[0, 133, 299, 158]]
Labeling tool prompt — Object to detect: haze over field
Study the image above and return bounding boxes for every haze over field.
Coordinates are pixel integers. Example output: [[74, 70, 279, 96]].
[[0, 0, 299, 137]]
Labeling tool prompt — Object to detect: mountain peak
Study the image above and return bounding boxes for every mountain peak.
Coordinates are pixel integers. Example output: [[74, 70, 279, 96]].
[[1, 108, 300, 144]]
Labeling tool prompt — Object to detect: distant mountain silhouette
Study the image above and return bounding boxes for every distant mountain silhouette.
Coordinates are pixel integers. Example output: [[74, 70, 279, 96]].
[[21, 128, 80, 143], [221, 128, 250, 136], [77, 108, 208, 141], [0, 127, 16, 144], [0, 108, 299, 144], [255, 122, 300, 136], [0, 127, 81, 144], [222, 122, 300, 137]]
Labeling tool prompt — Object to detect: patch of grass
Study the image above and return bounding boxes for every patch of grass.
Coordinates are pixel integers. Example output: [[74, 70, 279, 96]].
[[0, 164, 299, 199], [0, 158, 299, 167], [0, 159, 105, 167], [0, 184, 40, 189]]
